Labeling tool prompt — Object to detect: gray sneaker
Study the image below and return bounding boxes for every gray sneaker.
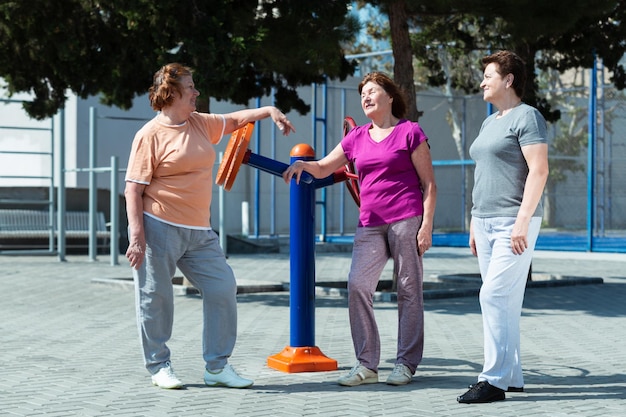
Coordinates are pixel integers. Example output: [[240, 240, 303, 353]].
[[338, 363, 378, 387], [386, 363, 413, 386]]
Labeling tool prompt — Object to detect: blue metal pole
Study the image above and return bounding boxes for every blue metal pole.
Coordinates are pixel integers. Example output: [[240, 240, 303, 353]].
[[243, 142, 337, 371], [339, 89, 347, 235], [319, 82, 328, 242], [270, 91, 278, 237], [461, 96, 468, 232], [289, 153, 316, 347], [587, 52, 597, 251], [254, 98, 261, 238]]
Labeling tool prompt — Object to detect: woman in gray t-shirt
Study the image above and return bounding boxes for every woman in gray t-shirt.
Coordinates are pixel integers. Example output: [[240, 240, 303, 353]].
[[457, 51, 549, 404]]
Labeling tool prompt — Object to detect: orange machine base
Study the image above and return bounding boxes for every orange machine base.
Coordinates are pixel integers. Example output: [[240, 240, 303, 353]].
[[267, 346, 338, 373]]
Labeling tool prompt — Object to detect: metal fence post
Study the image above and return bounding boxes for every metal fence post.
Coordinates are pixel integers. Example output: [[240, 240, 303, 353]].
[[110, 156, 119, 265], [57, 108, 67, 261], [88, 106, 98, 261]]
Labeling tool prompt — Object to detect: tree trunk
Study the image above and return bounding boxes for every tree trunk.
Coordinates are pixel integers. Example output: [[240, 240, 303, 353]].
[[514, 42, 538, 107], [388, 0, 421, 121]]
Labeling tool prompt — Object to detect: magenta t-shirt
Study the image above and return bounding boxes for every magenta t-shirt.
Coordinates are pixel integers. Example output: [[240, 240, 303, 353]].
[[341, 119, 428, 227]]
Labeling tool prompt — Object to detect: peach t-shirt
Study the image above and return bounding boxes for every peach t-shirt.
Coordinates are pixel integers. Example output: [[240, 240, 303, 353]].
[[125, 112, 226, 229]]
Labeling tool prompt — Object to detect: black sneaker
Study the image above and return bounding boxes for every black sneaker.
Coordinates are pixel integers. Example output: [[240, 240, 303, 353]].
[[457, 381, 505, 404], [468, 383, 524, 392]]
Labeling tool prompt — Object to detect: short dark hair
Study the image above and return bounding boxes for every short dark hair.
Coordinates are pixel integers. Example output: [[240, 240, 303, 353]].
[[148, 63, 193, 111], [482, 50, 527, 99], [358, 72, 408, 119]]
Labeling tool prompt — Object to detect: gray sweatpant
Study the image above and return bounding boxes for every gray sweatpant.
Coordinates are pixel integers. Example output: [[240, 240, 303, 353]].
[[132, 215, 237, 375], [347, 215, 425, 373]]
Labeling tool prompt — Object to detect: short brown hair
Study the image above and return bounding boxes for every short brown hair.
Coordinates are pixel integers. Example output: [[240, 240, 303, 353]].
[[482, 50, 527, 99], [148, 63, 193, 111], [358, 72, 407, 119]]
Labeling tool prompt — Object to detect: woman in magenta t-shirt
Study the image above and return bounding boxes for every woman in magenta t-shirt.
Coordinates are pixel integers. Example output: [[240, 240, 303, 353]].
[[283, 72, 437, 387]]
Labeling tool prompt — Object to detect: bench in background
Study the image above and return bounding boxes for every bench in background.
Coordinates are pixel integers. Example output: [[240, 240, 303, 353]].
[[0, 209, 111, 248]]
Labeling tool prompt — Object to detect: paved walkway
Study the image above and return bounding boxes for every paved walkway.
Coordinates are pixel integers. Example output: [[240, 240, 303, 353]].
[[1, 247, 625, 416]]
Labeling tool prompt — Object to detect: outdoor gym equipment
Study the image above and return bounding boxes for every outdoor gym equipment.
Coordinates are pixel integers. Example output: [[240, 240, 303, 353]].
[[216, 119, 359, 372]]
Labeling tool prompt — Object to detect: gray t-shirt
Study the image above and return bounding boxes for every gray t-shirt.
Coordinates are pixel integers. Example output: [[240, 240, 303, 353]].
[[470, 103, 547, 218]]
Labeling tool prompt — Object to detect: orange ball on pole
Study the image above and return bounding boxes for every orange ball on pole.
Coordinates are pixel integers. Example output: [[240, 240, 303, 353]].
[[290, 143, 315, 158]]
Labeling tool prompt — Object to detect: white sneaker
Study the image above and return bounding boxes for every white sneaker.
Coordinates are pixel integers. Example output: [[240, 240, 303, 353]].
[[204, 364, 254, 388], [337, 363, 378, 387], [386, 363, 413, 386], [151, 362, 183, 389]]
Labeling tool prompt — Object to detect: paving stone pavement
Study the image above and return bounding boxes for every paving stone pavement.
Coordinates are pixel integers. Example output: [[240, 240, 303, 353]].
[[1, 247, 625, 416]]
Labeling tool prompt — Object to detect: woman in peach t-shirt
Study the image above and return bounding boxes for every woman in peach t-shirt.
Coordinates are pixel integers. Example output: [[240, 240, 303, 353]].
[[125, 63, 294, 390]]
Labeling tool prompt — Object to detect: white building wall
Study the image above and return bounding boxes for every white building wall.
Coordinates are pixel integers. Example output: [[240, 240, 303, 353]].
[[1, 76, 484, 238]]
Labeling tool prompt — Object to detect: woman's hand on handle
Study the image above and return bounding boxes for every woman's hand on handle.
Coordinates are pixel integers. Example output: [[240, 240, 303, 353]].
[[282, 160, 307, 184], [282, 143, 348, 185]]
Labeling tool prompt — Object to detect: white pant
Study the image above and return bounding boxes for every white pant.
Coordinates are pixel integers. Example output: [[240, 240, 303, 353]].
[[472, 216, 542, 390]]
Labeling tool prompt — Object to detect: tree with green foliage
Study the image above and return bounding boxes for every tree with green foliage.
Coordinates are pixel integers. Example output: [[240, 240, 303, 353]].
[[353, 0, 626, 123], [407, 0, 626, 228], [0, 0, 359, 120], [350, 0, 626, 229]]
